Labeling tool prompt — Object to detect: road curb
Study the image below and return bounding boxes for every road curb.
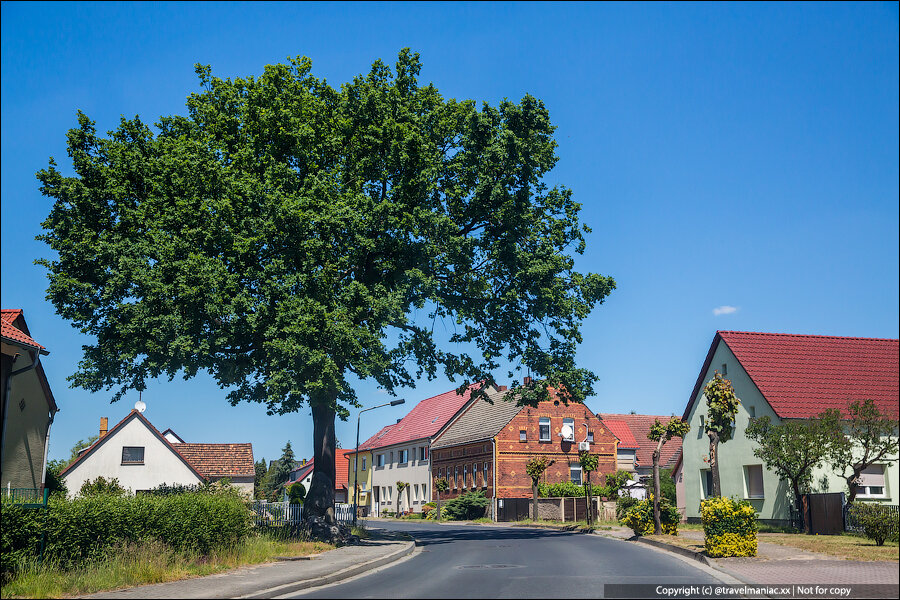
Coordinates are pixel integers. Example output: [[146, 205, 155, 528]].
[[238, 541, 416, 599], [631, 536, 713, 567]]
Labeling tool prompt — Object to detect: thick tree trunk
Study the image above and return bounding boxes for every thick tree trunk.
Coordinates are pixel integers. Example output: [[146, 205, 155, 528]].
[[304, 402, 337, 524], [585, 471, 593, 527], [652, 443, 663, 534], [845, 468, 863, 505], [708, 431, 721, 497]]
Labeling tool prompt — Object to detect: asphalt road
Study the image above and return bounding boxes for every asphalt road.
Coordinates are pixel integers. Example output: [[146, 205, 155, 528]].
[[291, 521, 725, 599]]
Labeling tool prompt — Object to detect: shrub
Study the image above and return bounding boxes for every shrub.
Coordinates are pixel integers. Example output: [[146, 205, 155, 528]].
[[79, 476, 127, 497], [1, 491, 251, 575], [288, 483, 306, 505], [616, 494, 638, 521], [621, 495, 679, 535], [701, 496, 757, 557], [442, 491, 490, 521], [850, 503, 898, 546], [421, 502, 436, 517]]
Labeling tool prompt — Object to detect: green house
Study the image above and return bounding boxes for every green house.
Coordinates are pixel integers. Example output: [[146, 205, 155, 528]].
[[676, 331, 898, 525]]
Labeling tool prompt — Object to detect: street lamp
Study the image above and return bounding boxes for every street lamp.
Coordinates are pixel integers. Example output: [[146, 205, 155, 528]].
[[353, 398, 405, 527]]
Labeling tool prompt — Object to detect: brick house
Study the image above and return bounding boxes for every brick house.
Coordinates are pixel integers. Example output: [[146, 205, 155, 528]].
[[432, 383, 619, 518]]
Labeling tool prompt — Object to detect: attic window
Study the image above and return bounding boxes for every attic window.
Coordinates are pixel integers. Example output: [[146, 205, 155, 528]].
[[721, 363, 727, 376], [122, 446, 145, 464]]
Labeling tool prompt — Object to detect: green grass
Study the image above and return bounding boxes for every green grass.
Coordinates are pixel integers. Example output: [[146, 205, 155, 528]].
[[1, 535, 332, 599]]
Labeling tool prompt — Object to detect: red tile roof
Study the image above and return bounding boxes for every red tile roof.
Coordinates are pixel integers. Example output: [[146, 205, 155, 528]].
[[335, 449, 352, 490], [685, 331, 899, 420], [361, 385, 478, 450], [174, 443, 254, 478], [599, 413, 684, 469], [1, 309, 46, 352], [602, 419, 639, 449], [358, 424, 397, 451]]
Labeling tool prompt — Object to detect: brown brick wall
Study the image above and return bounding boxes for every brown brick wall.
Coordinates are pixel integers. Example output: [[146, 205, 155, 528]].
[[431, 441, 493, 501], [495, 401, 618, 499]]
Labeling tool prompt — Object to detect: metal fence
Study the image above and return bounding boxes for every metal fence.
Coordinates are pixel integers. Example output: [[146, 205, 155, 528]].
[[844, 503, 899, 537], [250, 501, 355, 528], [2, 487, 48, 506]]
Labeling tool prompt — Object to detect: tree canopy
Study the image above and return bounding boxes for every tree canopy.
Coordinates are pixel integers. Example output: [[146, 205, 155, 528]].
[[36, 49, 614, 526]]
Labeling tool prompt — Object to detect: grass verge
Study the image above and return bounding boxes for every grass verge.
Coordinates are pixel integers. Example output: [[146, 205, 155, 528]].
[[758, 533, 899, 562], [1, 535, 333, 599]]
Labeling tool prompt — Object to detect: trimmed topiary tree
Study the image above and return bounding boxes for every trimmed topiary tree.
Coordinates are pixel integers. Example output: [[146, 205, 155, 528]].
[[701, 496, 758, 557]]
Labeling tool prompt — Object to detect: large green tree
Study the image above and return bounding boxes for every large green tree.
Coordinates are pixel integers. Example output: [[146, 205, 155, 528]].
[[36, 50, 614, 532]]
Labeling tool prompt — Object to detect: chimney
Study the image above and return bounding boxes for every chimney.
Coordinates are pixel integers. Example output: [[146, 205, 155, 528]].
[[100, 417, 108, 438], [498, 385, 508, 392], [523, 376, 532, 386]]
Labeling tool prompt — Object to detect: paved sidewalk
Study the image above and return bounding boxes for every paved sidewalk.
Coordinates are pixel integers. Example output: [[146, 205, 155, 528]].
[[598, 526, 899, 587], [79, 539, 415, 599]]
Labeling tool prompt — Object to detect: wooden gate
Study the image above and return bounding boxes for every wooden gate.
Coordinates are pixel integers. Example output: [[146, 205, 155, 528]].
[[497, 497, 531, 521], [802, 493, 844, 535], [563, 497, 588, 522]]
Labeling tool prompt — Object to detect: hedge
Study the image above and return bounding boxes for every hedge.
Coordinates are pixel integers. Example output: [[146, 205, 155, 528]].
[[849, 503, 899, 546], [538, 482, 605, 498], [1, 491, 251, 574], [701, 496, 757, 557]]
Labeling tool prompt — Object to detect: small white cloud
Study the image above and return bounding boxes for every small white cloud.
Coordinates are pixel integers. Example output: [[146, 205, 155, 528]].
[[713, 305, 739, 316]]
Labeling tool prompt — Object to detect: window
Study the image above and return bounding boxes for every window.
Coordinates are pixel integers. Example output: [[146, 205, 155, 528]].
[[563, 418, 575, 441], [413, 484, 419, 502], [122, 446, 144, 464], [520, 429, 527, 441], [388, 486, 392, 501], [362, 457, 367, 470], [587, 430, 594, 442], [389, 451, 394, 464], [698, 415, 705, 439], [570, 464, 582, 485], [539, 417, 551, 442], [483, 462, 489, 486], [748, 406, 756, 418], [701, 469, 713, 499], [473, 463, 478, 487], [420, 446, 428, 461], [454, 466, 459, 488], [721, 363, 727, 376], [745, 465, 764, 498], [377, 454, 385, 467], [857, 465, 886, 497], [399, 449, 408, 464], [463, 465, 468, 488]]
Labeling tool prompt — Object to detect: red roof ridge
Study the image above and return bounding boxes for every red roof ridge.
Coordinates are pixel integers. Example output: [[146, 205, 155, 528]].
[[718, 330, 899, 343]]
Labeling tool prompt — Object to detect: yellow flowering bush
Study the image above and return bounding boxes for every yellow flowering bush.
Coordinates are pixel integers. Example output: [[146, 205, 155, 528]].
[[701, 496, 757, 557], [621, 494, 679, 536]]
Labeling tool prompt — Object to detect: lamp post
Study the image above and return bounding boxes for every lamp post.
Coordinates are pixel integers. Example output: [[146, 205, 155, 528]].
[[353, 398, 405, 527]]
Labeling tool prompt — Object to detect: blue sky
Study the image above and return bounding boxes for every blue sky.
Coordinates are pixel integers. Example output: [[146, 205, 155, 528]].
[[2, 2, 898, 465]]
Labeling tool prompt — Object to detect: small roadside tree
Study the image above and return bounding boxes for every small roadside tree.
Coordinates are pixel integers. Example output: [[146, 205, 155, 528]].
[[434, 477, 449, 521], [826, 399, 900, 505], [526, 457, 555, 521], [744, 410, 842, 517], [579, 451, 599, 526], [288, 482, 307, 505], [602, 469, 632, 499], [396, 481, 408, 515], [254, 458, 268, 499], [647, 417, 690, 534], [703, 372, 741, 497]]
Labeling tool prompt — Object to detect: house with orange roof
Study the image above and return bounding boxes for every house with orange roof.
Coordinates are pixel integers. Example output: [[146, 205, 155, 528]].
[[59, 410, 255, 497], [598, 413, 683, 478], [354, 384, 486, 515], [1, 309, 59, 492], [283, 449, 353, 503], [679, 330, 899, 525]]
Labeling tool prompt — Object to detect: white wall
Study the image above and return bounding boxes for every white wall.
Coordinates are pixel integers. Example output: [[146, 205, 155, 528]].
[[371, 440, 431, 513], [63, 415, 202, 496]]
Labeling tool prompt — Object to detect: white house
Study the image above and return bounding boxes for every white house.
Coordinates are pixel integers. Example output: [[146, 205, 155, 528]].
[[60, 410, 255, 497]]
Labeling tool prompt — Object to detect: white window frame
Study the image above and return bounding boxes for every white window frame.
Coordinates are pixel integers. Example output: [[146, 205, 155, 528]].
[[473, 462, 478, 487], [520, 429, 527, 441], [857, 465, 887, 498], [463, 465, 468, 488], [744, 464, 765, 499], [563, 418, 575, 441], [539, 417, 551, 442], [362, 456, 367, 470], [454, 465, 459, 488], [399, 449, 408, 464], [570, 464, 582, 485], [483, 462, 489, 487], [377, 454, 385, 467]]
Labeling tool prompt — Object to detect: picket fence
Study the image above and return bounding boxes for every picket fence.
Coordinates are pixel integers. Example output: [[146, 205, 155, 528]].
[[251, 501, 354, 527]]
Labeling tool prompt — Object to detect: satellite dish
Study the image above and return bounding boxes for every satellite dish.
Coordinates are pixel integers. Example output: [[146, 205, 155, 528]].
[[134, 400, 146, 413], [560, 424, 573, 440]]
